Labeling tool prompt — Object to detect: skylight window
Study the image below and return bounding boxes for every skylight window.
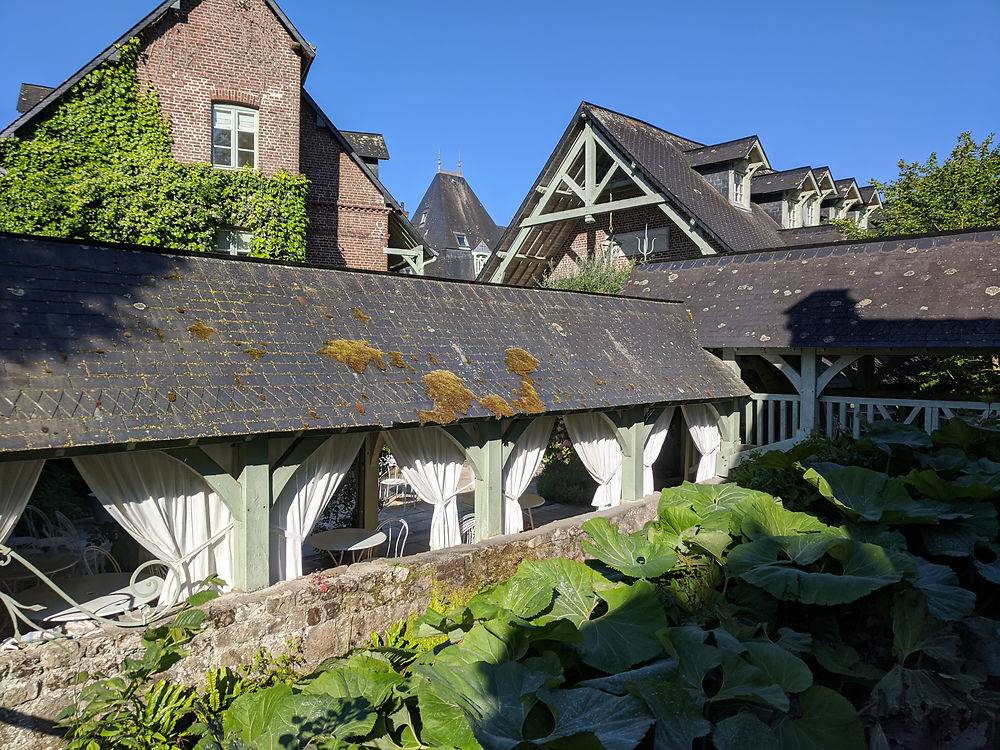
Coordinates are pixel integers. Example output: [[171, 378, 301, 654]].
[[455, 234, 470, 248]]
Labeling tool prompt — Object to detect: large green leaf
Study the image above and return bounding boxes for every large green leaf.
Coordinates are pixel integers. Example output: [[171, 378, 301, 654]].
[[577, 658, 677, 695], [921, 502, 998, 557], [712, 650, 792, 711], [223, 684, 292, 743], [713, 711, 780, 750], [932, 417, 993, 452], [958, 617, 1000, 676], [915, 447, 970, 473], [513, 559, 605, 627], [579, 581, 668, 673], [535, 687, 655, 750], [812, 642, 885, 682], [660, 482, 774, 518], [960, 457, 1000, 490], [804, 466, 944, 523], [411, 660, 549, 750], [872, 664, 966, 714], [911, 559, 976, 621], [581, 518, 678, 579], [974, 544, 1000, 583], [890, 588, 962, 667], [731, 495, 831, 539], [630, 679, 710, 750], [774, 686, 864, 750], [728, 538, 901, 605], [302, 657, 404, 708], [469, 575, 553, 621], [742, 641, 812, 694], [661, 626, 723, 692], [904, 468, 995, 504], [866, 420, 933, 452], [433, 620, 529, 668]]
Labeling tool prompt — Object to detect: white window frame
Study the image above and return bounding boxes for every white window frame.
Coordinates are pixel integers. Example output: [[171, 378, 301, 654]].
[[732, 170, 746, 207], [786, 199, 798, 228], [212, 104, 258, 170], [805, 198, 815, 225], [473, 251, 489, 276], [216, 228, 254, 256]]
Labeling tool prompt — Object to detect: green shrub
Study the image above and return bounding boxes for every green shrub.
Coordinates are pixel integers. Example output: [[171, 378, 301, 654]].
[[535, 451, 597, 506]]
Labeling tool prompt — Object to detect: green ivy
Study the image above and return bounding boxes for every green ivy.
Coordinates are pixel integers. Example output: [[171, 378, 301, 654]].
[[0, 39, 309, 261]]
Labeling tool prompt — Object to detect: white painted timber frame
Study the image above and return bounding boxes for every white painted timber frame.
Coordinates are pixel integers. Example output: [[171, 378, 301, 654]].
[[489, 119, 716, 283], [384, 246, 433, 275]]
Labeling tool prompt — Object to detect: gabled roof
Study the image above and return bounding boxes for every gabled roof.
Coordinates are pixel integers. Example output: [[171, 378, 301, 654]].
[[411, 171, 502, 253], [302, 92, 425, 256], [1, 0, 315, 139], [624, 227, 1000, 351], [859, 186, 883, 207], [684, 136, 767, 169], [827, 178, 863, 204], [0, 233, 747, 456], [341, 132, 389, 161], [16, 84, 54, 114], [750, 167, 817, 195]]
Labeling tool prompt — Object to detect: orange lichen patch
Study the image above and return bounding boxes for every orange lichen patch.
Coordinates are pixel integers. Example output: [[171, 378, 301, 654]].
[[234, 375, 243, 387], [352, 307, 371, 323], [297, 296, 309, 307], [428, 354, 439, 365], [356, 402, 366, 414], [186, 319, 215, 341], [553, 393, 563, 403], [244, 348, 266, 361], [595, 379, 607, 386], [309, 409, 318, 419], [479, 395, 515, 419], [165, 268, 181, 281], [405, 376, 414, 384], [416, 369, 476, 425], [317, 339, 386, 373], [504, 348, 540, 377], [175, 307, 185, 314], [512, 379, 546, 414], [325, 313, 334, 319], [389, 351, 416, 373], [167, 392, 177, 403], [258, 393, 267, 402], [626, 383, 636, 391]]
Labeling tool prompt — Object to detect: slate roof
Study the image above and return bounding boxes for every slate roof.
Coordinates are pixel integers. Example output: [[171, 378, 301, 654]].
[[0, 234, 747, 456], [16, 84, 54, 114], [340, 132, 390, 161], [1, 0, 315, 138], [750, 167, 814, 195], [624, 228, 1000, 351], [684, 137, 762, 168], [411, 171, 502, 253]]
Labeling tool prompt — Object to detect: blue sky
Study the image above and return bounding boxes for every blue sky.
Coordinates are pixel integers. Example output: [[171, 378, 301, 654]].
[[1, 0, 997, 226]]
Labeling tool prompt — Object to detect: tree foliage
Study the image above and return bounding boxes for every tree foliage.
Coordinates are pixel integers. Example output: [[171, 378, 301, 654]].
[[0, 39, 309, 261], [873, 132, 1000, 236]]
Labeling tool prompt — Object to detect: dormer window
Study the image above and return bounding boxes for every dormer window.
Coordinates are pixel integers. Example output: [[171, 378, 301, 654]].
[[805, 199, 815, 225], [786, 200, 798, 228], [419, 211, 428, 226], [455, 233, 470, 248], [212, 104, 257, 169], [732, 170, 746, 206], [473, 251, 489, 276]]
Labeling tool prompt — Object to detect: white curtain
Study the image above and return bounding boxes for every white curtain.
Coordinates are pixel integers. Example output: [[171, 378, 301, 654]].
[[385, 427, 464, 550], [643, 407, 676, 495], [270, 434, 364, 583], [73, 451, 234, 599], [502, 417, 555, 534], [564, 412, 623, 509], [682, 404, 722, 482], [0, 460, 45, 543]]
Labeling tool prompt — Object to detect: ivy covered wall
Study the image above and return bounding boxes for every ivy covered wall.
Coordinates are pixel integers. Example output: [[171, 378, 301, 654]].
[[0, 40, 309, 261]]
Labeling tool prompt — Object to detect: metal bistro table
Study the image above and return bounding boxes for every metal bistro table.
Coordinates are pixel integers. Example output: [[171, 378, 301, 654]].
[[308, 528, 388, 566], [17, 572, 163, 623], [0, 550, 80, 594]]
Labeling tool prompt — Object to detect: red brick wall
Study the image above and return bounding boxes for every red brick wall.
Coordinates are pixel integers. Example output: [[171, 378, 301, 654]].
[[135, 0, 303, 176], [299, 101, 390, 270], [549, 204, 709, 278]]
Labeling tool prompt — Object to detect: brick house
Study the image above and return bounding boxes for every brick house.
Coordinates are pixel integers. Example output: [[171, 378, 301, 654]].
[[481, 102, 883, 286], [1, 0, 424, 271]]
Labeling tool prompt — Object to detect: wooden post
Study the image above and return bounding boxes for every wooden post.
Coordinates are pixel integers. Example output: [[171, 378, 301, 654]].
[[359, 433, 380, 530], [799, 348, 817, 437], [716, 399, 742, 478], [472, 421, 504, 541], [619, 407, 646, 502], [232, 436, 271, 592]]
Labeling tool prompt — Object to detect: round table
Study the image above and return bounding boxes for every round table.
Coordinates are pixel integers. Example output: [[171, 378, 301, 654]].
[[0, 550, 80, 593], [307, 528, 388, 566], [518, 493, 546, 529], [16, 572, 163, 623]]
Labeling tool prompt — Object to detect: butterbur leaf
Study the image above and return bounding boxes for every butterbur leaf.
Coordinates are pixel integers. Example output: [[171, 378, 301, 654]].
[[915, 447, 970, 473], [514, 558, 605, 627], [577, 658, 677, 695], [581, 517, 678, 579], [536, 687, 654, 750], [932, 417, 992, 451], [974, 545, 1000, 584], [433, 620, 529, 667], [866, 420, 933, 452], [812, 642, 885, 682], [579, 581, 668, 673], [804, 466, 944, 523], [911, 559, 976, 621], [774, 685, 865, 750], [661, 626, 722, 692], [712, 711, 780, 750], [731, 494, 830, 539], [630, 679, 710, 750], [775, 627, 812, 654], [960, 457, 1000, 489], [922, 502, 998, 557], [469, 574, 552, 620], [742, 641, 812, 694], [660, 481, 773, 518], [302, 657, 404, 708], [712, 650, 791, 711]]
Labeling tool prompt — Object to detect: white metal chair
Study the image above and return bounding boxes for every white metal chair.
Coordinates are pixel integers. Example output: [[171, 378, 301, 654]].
[[80, 546, 122, 575], [375, 518, 409, 559], [379, 464, 415, 511], [460, 513, 476, 545]]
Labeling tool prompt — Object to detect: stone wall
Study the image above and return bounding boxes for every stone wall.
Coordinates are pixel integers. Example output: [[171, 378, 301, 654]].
[[0, 498, 658, 749]]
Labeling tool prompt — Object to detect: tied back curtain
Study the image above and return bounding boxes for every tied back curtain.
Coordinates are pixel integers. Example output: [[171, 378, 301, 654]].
[[681, 404, 722, 482], [0, 460, 45, 543], [270, 433, 364, 584], [643, 407, 676, 495], [502, 417, 555, 534], [385, 427, 464, 550], [564, 412, 623, 509], [74, 451, 234, 599]]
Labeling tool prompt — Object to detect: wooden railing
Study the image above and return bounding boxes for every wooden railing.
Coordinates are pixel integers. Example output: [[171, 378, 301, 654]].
[[818, 396, 999, 438], [742, 394, 801, 447]]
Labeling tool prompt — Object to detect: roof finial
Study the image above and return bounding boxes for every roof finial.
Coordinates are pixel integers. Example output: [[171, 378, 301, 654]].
[[458, 150, 462, 176], [437, 148, 441, 173]]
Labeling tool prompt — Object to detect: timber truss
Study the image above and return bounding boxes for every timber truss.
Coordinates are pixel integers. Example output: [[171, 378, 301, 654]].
[[489, 118, 716, 285]]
